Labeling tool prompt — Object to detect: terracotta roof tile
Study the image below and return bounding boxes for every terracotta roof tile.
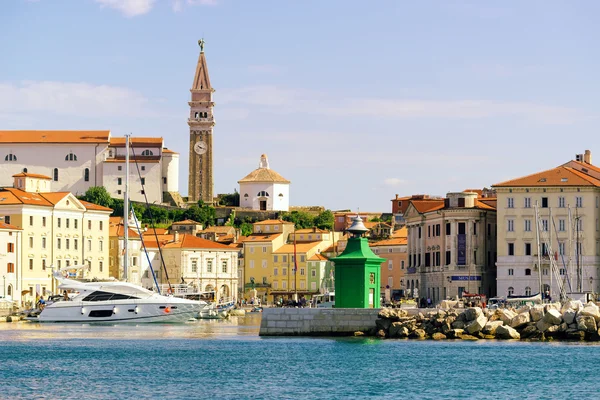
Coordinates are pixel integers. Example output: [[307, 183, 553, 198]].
[[172, 219, 201, 225], [0, 221, 21, 230], [273, 242, 322, 253], [0, 188, 53, 206], [162, 148, 178, 154], [254, 219, 293, 225], [110, 137, 163, 147], [238, 167, 290, 184], [369, 238, 408, 246], [493, 166, 600, 187], [245, 233, 283, 241], [12, 173, 52, 180], [0, 130, 110, 143], [79, 200, 113, 212], [409, 199, 445, 213], [38, 192, 70, 205], [391, 226, 408, 238], [146, 234, 233, 250], [308, 253, 328, 261], [201, 226, 235, 233]]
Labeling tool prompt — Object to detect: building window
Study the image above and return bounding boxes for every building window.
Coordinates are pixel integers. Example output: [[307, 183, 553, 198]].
[[99, 261, 103, 272], [508, 268, 514, 276], [5, 154, 17, 161], [507, 198, 514, 208], [560, 268, 566, 276], [311, 282, 317, 290], [99, 241, 103, 251], [222, 260, 228, 273], [525, 286, 532, 296], [525, 268, 531, 276], [559, 242, 566, 255], [100, 221, 103, 230], [163, 177, 167, 184], [576, 196, 583, 208], [7, 262, 14, 273], [42, 217, 46, 227], [84, 168, 90, 182], [66, 219, 70, 229], [3, 216, 9, 225], [29, 237, 33, 248], [141, 178, 145, 185], [508, 243, 515, 256], [543, 268, 549, 276], [262, 260, 267, 268], [191, 259, 198, 273], [29, 216, 33, 226], [273, 255, 278, 262], [310, 269, 315, 277], [524, 219, 531, 232], [53, 168, 59, 181], [525, 243, 532, 256], [118, 166, 122, 171], [7, 242, 14, 253], [141, 150, 154, 156], [507, 220, 514, 232], [541, 197, 548, 208], [524, 197, 531, 208], [42, 237, 46, 249], [207, 259, 213, 273], [118, 178, 122, 185], [66, 239, 70, 250], [42, 259, 47, 270], [458, 223, 466, 235], [74, 220, 78, 229], [559, 219, 565, 231], [29, 259, 33, 270], [65, 153, 77, 161], [542, 219, 548, 231], [388, 260, 393, 270], [141, 166, 146, 171], [401, 260, 405, 269], [283, 268, 287, 276], [274, 268, 278, 276], [74, 239, 78, 250], [88, 220, 92, 230], [558, 197, 566, 208], [249, 260, 254, 269], [57, 218, 61, 228], [300, 268, 305, 276], [446, 223, 451, 235], [57, 238, 61, 249], [262, 247, 267, 253]]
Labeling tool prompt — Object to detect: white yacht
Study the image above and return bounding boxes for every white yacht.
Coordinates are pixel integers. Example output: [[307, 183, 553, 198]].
[[37, 270, 208, 323]]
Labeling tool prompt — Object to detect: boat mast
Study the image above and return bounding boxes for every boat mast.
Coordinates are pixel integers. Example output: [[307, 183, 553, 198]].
[[549, 207, 552, 297], [123, 134, 130, 282], [568, 206, 574, 293], [576, 207, 581, 292], [535, 203, 543, 297]]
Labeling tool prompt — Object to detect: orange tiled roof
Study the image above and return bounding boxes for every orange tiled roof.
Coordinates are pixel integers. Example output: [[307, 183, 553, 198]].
[[245, 232, 283, 241], [475, 199, 496, 211], [273, 241, 322, 254], [370, 237, 408, 247], [308, 253, 329, 261], [172, 219, 201, 225], [142, 227, 168, 236], [0, 130, 110, 143], [158, 234, 234, 250], [392, 226, 408, 238], [38, 192, 70, 205], [104, 159, 161, 164], [79, 200, 113, 212], [202, 226, 235, 233], [109, 137, 163, 147], [294, 228, 329, 234], [410, 199, 445, 213], [109, 224, 141, 238], [162, 148, 178, 154], [238, 168, 290, 184], [390, 195, 412, 201], [254, 219, 293, 225], [12, 173, 52, 180], [0, 221, 21, 230], [0, 188, 53, 206], [493, 165, 600, 187]]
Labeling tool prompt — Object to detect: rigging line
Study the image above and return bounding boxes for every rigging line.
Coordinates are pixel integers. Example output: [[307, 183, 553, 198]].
[[130, 201, 161, 294], [130, 145, 173, 292], [551, 217, 572, 293]]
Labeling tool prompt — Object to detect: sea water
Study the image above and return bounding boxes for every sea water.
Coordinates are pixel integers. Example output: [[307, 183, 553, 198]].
[[0, 314, 599, 399]]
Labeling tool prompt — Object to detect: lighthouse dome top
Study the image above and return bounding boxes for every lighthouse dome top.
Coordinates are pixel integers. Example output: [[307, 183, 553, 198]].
[[347, 215, 368, 237], [238, 154, 290, 184]]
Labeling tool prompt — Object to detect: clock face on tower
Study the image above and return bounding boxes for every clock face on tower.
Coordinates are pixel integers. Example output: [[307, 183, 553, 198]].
[[194, 141, 208, 155]]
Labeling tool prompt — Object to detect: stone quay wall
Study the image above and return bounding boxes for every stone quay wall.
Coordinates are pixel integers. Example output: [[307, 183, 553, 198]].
[[259, 308, 380, 336]]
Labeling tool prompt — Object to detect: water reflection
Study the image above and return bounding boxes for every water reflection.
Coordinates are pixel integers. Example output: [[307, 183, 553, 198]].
[[0, 314, 262, 341]]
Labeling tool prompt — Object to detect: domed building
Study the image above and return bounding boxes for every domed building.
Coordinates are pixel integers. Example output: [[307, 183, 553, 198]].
[[238, 154, 290, 211]]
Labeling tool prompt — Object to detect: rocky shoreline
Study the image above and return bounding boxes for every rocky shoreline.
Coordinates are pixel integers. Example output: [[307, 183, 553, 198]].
[[369, 301, 600, 341]]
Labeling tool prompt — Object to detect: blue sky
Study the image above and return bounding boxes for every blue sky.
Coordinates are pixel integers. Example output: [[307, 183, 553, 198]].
[[2, 1, 600, 212]]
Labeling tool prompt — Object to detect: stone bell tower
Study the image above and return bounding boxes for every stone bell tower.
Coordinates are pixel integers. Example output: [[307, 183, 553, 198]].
[[188, 38, 215, 204]]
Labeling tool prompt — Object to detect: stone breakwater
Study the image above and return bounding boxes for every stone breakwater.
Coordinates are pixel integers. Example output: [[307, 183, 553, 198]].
[[375, 301, 600, 341]]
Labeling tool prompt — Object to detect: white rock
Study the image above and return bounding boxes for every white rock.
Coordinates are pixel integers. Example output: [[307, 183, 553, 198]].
[[510, 312, 531, 329], [496, 325, 521, 340], [543, 308, 562, 325], [579, 303, 600, 323], [536, 319, 554, 333], [483, 320, 504, 335], [576, 315, 597, 333], [562, 308, 577, 325], [561, 300, 583, 313], [529, 305, 545, 322], [464, 307, 483, 322], [498, 309, 517, 325], [517, 305, 531, 315], [466, 314, 488, 334]]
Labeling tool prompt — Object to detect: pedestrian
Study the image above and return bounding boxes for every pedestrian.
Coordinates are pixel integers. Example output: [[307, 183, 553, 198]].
[[427, 297, 432, 308]]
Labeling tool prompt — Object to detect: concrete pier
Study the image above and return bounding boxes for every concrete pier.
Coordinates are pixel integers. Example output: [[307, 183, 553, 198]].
[[259, 308, 380, 336]]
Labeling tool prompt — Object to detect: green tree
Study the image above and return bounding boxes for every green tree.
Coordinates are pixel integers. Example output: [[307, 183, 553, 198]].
[[314, 210, 334, 230], [168, 208, 186, 222], [370, 216, 382, 222], [80, 186, 113, 208], [184, 201, 216, 226], [281, 211, 315, 229], [239, 222, 253, 236], [219, 191, 240, 207]]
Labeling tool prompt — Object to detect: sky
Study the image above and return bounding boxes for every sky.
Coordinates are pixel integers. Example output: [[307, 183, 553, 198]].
[[2, 1, 600, 212]]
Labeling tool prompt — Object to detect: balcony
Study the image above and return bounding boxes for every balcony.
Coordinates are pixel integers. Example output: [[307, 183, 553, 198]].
[[244, 282, 271, 289], [407, 267, 417, 274]]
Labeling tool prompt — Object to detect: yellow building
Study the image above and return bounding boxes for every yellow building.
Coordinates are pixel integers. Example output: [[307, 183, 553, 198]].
[[493, 150, 600, 298], [108, 217, 147, 285], [0, 173, 112, 305]]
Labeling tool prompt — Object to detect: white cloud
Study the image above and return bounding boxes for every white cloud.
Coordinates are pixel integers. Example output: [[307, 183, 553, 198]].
[[172, 0, 217, 12], [219, 85, 586, 125], [383, 178, 406, 187], [0, 80, 150, 119], [94, 0, 156, 17]]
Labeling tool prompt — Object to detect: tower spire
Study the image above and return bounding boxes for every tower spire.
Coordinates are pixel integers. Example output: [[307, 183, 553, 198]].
[[192, 39, 211, 91]]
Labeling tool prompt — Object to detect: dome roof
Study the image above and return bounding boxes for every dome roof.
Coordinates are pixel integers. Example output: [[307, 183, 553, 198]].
[[238, 154, 290, 184]]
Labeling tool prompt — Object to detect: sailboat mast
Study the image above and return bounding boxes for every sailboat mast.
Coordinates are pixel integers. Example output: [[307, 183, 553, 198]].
[[576, 208, 581, 292], [568, 206, 573, 293], [123, 134, 130, 281], [535, 203, 543, 297], [549, 207, 552, 297]]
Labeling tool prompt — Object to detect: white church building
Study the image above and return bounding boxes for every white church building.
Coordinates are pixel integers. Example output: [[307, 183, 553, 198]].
[[238, 154, 290, 211], [0, 131, 179, 204]]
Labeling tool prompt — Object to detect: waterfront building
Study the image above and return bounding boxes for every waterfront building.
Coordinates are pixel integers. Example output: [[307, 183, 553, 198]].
[[493, 150, 600, 298], [404, 191, 497, 303], [145, 231, 239, 299], [238, 154, 290, 211], [199, 225, 237, 243], [333, 211, 382, 232], [242, 219, 294, 303], [0, 173, 111, 305], [171, 219, 203, 236], [0, 221, 22, 302], [391, 194, 444, 228], [307, 253, 332, 294], [0, 131, 179, 204], [370, 233, 408, 301], [332, 216, 385, 308], [187, 39, 215, 204], [108, 217, 149, 286]]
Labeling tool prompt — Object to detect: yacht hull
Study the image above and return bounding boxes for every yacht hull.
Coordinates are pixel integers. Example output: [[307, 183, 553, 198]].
[[38, 301, 203, 323]]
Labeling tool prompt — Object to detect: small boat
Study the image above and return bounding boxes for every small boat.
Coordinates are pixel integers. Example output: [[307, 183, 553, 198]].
[[249, 306, 263, 313], [36, 267, 208, 323]]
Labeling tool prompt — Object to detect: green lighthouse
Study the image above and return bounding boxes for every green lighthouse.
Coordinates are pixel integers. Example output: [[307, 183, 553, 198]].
[[331, 216, 385, 308]]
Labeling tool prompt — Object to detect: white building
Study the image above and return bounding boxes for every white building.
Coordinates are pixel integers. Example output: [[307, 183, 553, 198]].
[[0, 131, 179, 205], [238, 154, 290, 211]]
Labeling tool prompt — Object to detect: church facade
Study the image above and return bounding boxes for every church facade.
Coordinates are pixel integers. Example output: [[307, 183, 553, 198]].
[[0, 131, 179, 205], [238, 154, 290, 211]]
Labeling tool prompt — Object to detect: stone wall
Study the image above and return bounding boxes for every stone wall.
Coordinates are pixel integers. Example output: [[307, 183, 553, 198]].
[[259, 308, 380, 336]]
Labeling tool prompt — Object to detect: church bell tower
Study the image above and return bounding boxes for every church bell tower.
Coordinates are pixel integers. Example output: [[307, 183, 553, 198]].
[[188, 38, 214, 204]]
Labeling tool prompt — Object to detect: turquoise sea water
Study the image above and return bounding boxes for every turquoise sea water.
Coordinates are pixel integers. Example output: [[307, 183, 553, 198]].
[[1, 315, 599, 399]]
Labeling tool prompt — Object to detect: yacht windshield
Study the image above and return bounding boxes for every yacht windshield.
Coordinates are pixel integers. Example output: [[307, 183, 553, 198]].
[[82, 291, 141, 302]]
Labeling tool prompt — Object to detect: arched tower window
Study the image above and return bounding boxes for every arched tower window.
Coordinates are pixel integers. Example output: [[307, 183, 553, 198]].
[[65, 153, 77, 161], [508, 287, 514, 296], [525, 286, 532, 296], [5, 154, 17, 161], [257, 191, 269, 197], [53, 168, 59, 182], [141, 150, 154, 156], [22, 168, 27, 173], [84, 168, 90, 182]]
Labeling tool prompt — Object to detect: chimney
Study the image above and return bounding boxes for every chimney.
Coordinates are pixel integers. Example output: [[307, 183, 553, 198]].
[[313, 226, 317, 233], [174, 231, 180, 242], [395, 194, 399, 199], [584, 149, 592, 164]]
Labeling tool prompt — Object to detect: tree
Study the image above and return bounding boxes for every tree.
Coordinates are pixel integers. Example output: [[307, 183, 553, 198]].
[[185, 201, 216, 226], [314, 210, 334, 230], [370, 216, 382, 222], [281, 211, 315, 229], [219, 191, 240, 207], [239, 222, 253, 236], [168, 208, 185, 222], [80, 186, 113, 208]]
